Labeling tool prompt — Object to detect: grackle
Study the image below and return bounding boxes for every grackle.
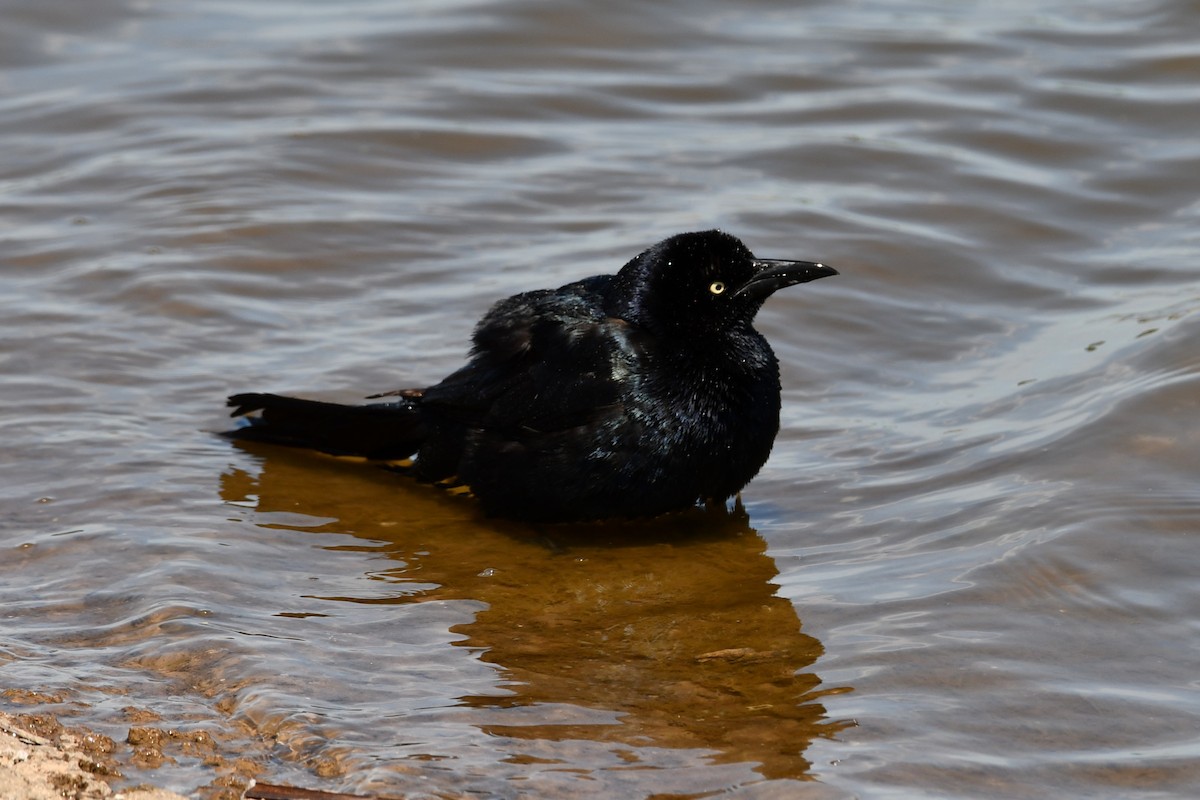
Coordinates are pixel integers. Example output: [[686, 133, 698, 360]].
[[226, 230, 836, 522]]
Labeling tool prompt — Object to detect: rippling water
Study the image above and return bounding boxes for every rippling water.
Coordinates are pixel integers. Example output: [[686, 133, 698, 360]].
[[3, 1, 1199, 797]]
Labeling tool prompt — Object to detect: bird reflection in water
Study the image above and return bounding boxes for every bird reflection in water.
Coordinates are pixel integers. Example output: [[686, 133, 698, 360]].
[[221, 447, 851, 783]]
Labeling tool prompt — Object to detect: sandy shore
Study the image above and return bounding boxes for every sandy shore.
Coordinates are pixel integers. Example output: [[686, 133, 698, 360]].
[[0, 711, 188, 800], [0, 709, 401, 800]]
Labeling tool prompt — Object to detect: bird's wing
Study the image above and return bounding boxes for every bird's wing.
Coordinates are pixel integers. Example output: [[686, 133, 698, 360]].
[[421, 282, 641, 436]]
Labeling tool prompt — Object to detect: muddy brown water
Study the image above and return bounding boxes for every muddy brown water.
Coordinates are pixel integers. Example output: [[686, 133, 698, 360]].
[[3, 1, 1199, 798]]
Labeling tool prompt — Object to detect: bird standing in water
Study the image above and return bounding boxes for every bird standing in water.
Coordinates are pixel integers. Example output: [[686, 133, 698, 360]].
[[227, 230, 837, 522]]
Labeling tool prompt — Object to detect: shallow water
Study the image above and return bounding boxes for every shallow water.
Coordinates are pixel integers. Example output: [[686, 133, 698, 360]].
[[3, 1, 1199, 797]]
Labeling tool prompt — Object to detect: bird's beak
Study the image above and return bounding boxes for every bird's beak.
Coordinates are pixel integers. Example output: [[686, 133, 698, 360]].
[[735, 259, 838, 300]]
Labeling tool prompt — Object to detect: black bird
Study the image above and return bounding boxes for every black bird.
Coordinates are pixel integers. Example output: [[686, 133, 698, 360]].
[[227, 230, 836, 522]]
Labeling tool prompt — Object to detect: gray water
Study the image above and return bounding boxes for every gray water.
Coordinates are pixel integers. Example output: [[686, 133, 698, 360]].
[[3, 1, 1199, 798]]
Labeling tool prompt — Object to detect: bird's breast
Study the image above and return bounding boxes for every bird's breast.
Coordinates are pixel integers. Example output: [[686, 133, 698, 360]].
[[626, 336, 781, 456]]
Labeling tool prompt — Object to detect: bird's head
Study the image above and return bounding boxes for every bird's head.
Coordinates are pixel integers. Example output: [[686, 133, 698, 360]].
[[614, 230, 837, 337]]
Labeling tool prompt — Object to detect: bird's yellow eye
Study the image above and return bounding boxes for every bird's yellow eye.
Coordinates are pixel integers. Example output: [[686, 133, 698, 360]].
[[709, 281, 726, 295]]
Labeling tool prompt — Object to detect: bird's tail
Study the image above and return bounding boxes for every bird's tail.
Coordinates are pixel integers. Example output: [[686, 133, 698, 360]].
[[225, 392, 425, 460]]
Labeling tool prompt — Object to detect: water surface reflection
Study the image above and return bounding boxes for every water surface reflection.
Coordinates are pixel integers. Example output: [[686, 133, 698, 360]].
[[221, 443, 848, 786]]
